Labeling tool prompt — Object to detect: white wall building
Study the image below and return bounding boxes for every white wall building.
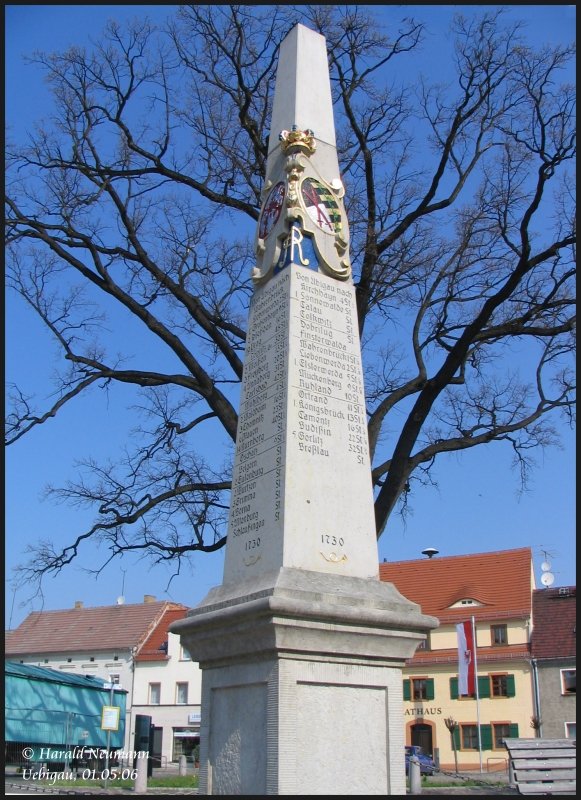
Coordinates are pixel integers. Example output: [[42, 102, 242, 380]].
[[5, 597, 202, 766]]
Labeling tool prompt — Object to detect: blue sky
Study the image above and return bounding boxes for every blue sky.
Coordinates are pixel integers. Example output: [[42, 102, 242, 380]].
[[5, 5, 576, 629]]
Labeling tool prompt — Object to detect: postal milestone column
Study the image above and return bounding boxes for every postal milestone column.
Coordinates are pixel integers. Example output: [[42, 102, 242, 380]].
[[223, 25, 379, 583], [171, 22, 437, 797]]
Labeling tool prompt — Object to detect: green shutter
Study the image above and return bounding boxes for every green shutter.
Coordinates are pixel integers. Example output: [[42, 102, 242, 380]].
[[508, 723, 519, 738], [506, 674, 516, 697], [480, 724, 493, 750], [478, 675, 491, 698], [453, 727, 461, 749], [450, 677, 458, 699], [403, 679, 411, 701], [426, 678, 435, 700]]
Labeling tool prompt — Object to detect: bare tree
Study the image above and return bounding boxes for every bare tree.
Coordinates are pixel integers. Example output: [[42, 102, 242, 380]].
[[5, 6, 576, 592]]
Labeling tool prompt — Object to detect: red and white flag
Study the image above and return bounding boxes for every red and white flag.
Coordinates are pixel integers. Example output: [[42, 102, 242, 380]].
[[456, 620, 476, 696]]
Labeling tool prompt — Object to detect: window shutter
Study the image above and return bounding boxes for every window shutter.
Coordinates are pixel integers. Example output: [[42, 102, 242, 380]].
[[478, 675, 491, 698], [506, 674, 516, 697], [480, 724, 493, 750], [450, 677, 458, 699], [403, 679, 411, 701], [426, 678, 435, 700], [509, 723, 519, 738]]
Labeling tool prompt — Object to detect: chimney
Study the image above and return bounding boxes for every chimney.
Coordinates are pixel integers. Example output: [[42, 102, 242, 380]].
[[74, 601, 83, 609], [143, 594, 156, 604]]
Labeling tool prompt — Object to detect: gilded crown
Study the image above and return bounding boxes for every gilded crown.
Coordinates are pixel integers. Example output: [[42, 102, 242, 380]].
[[279, 126, 316, 155]]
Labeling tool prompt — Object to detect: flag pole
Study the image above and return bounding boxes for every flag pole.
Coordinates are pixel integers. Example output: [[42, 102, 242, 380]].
[[472, 615, 483, 773]]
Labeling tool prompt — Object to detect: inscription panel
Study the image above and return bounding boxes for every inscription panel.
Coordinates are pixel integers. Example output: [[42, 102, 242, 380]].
[[295, 683, 387, 794], [223, 265, 379, 584], [284, 268, 378, 576], [209, 683, 267, 795], [223, 271, 290, 582]]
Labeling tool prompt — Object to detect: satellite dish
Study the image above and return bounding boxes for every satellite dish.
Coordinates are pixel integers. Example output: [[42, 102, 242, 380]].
[[421, 547, 439, 559], [540, 561, 551, 572], [540, 572, 555, 587]]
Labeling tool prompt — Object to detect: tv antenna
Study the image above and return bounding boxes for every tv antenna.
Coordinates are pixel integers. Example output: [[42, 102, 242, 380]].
[[117, 567, 127, 605], [539, 553, 555, 588]]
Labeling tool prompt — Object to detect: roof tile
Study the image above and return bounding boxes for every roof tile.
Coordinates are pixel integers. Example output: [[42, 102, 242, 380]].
[[5, 601, 187, 655], [379, 546, 534, 622], [531, 587, 576, 659], [135, 608, 189, 662]]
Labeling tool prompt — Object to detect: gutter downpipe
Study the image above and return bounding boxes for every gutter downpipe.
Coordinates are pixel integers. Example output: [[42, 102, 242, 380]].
[[531, 658, 543, 738]]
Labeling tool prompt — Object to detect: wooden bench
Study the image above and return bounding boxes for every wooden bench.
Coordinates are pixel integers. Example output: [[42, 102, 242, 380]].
[[503, 738, 576, 795]]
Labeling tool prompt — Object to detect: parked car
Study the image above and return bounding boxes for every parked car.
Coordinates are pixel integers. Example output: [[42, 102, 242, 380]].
[[405, 745, 437, 776]]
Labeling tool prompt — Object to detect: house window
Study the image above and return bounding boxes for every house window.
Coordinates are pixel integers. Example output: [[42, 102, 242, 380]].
[[491, 674, 510, 697], [412, 678, 429, 700], [149, 683, 161, 705], [404, 678, 434, 701], [561, 669, 576, 695], [565, 722, 576, 739], [460, 724, 479, 750], [416, 633, 431, 651], [180, 645, 192, 661], [176, 683, 189, 704], [491, 624, 508, 646], [110, 674, 120, 685], [492, 723, 511, 749]]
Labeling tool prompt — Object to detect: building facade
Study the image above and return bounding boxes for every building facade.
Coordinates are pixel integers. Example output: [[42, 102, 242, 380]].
[[380, 547, 537, 773], [5, 597, 202, 767], [130, 606, 202, 764], [531, 585, 576, 739], [6, 550, 574, 772]]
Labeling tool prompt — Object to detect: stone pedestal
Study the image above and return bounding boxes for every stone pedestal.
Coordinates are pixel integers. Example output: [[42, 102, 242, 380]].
[[171, 568, 437, 795]]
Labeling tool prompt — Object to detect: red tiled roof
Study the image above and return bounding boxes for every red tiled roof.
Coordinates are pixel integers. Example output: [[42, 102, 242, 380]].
[[380, 547, 534, 623], [531, 586, 576, 659], [4, 601, 187, 655], [135, 608, 189, 662], [408, 643, 530, 668]]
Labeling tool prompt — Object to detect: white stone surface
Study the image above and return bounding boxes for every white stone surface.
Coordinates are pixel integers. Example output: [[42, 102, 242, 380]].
[[194, 653, 407, 795], [171, 22, 440, 795], [222, 266, 379, 585], [208, 683, 267, 794], [265, 25, 341, 188]]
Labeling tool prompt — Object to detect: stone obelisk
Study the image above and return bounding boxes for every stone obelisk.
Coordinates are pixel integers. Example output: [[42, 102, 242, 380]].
[[171, 24, 437, 795]]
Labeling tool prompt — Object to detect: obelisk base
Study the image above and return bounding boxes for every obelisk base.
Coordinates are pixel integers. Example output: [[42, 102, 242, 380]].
[[171, 568, 438, 795]]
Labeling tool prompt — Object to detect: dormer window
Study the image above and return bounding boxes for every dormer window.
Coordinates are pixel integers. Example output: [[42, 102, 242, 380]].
[[450, 598, 484, 608]]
